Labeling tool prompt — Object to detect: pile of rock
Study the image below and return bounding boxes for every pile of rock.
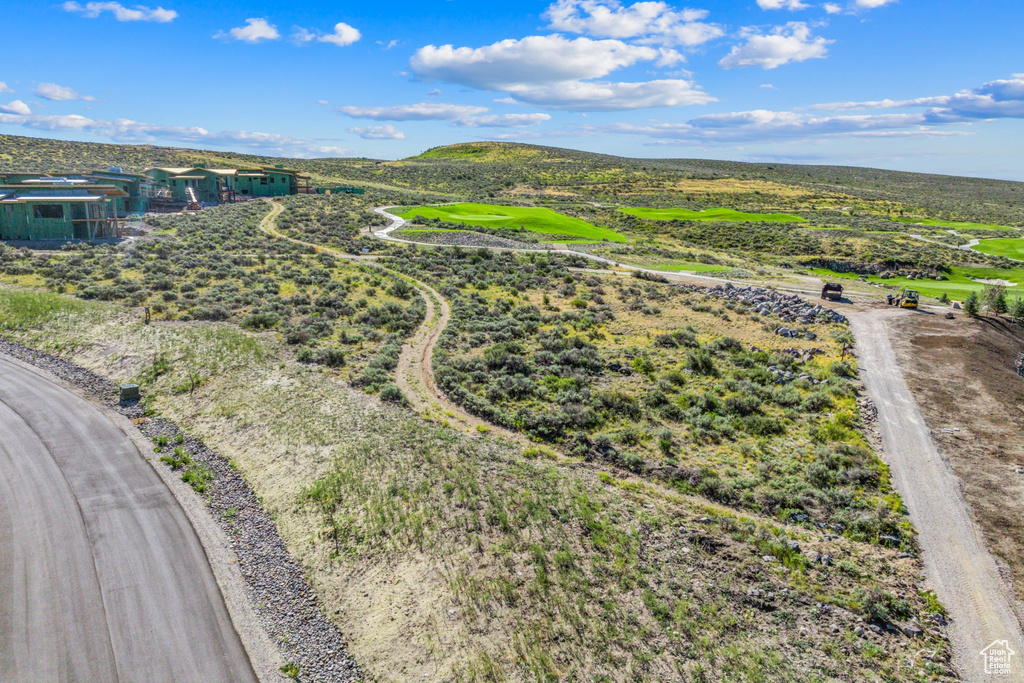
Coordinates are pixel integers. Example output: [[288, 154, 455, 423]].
[[687, 282, 848, 324]]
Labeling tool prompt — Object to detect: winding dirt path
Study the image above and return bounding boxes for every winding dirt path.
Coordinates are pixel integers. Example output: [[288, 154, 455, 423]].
[[848, 307, 1024, 680], [260, 201, 523, 443], [272, 200, 1024, 679]]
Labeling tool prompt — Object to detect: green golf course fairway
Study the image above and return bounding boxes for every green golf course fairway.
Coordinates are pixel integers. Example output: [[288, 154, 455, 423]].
[[622, 207, 806, 223], [893, 217, 1015, 232], [809, 266, 1024, 300], [971, 237, 1024, 261], [399, 203, 625, 242]]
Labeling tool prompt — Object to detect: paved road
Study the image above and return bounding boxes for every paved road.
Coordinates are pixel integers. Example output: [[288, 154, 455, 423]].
[[848, 309, 1023, 681], [0, 356, 257, 682]]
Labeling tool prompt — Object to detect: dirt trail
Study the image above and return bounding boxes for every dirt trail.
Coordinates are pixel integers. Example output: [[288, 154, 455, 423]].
[[260, 201, 523, 444], [848, 307, 1024, 680], [280, 200, 1024, 679]]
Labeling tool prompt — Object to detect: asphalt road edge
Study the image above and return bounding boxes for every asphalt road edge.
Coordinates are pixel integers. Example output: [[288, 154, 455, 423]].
[[0, 352, 283, 683]]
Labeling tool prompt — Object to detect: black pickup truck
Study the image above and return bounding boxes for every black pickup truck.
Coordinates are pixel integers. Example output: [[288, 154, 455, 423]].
[[821, 283, 844, 301]]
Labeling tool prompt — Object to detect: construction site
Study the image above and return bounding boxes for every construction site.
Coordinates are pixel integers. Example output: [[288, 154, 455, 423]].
[[0, 164, 313, 241]]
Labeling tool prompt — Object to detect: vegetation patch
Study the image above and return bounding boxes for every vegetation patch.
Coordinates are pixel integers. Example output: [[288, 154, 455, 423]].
[[623, 207, 807, 223]]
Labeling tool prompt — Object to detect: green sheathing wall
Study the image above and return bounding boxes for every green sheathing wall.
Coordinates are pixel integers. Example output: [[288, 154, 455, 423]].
[[0, 202, 76, 240], [92, 177, 145, 213]]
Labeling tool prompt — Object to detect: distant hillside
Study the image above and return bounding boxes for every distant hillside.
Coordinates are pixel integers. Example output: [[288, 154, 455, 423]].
[[2, 135, 1022, 225]]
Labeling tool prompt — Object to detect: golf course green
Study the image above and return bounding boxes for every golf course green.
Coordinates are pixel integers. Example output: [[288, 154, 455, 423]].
[[970, 237, 1024, 261], [398, 203, 625, 242], [622, 207, 806, 223]]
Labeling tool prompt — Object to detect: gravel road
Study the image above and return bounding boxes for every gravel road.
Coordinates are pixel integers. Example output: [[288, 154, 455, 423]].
[[848, 308, 1024, 681], [0, 355, 257, 682]]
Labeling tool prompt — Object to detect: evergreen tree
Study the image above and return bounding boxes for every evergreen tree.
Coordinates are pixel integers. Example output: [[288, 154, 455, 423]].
[[1010, 297, 1024, 323], [984, 285, 1008, 315], [964, 291, 981, 317]]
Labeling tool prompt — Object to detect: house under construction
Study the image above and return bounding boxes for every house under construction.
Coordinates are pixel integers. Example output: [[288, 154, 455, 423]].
[[143, 164, 312, 210], [0, 164, 316, 240]]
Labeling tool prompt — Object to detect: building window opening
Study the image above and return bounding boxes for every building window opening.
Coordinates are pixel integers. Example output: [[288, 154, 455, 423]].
[[34, 204, 64, 219]]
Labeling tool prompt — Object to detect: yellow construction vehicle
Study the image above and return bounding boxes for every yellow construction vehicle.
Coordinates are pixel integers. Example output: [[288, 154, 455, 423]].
[[899, 288, 920, 308]]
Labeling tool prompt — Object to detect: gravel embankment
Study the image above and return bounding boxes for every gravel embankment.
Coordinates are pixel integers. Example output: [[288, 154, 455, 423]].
[[395, 229, 548, 250], [0, 339, 361, 683]]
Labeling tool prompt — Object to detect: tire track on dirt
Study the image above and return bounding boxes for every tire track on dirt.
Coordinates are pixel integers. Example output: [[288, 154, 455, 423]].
[[848, 307, 1024, 681]]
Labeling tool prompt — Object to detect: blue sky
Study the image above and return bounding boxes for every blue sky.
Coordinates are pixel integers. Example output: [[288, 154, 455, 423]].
[[1, 0, 1023, 179]]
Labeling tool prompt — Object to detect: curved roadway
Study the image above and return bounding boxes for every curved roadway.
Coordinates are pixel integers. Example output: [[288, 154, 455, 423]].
[[0, 356, 257, 682]]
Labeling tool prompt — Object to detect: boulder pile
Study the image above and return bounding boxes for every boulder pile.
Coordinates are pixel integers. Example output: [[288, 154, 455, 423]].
[[687, 282, 848, 324]]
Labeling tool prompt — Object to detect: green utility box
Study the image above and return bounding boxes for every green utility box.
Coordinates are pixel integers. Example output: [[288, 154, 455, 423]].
[[119, 384, 140, 402]]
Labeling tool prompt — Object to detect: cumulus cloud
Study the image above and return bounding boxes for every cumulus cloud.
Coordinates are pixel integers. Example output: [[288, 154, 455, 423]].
[[718, 22, 831, 69], [62, 1, 177, 22], [542, 0, 723, 46], [823, 3, 843, 12], [35, 83, 96, 101], [756, 0, 810, 9], [410, 34, 710, 111], [320, 23, 361, 47], [854, 0, 897, 7], [349, 124, 405, 140], [412, 35, 672, 90], [0, 100, 31, 116], [214, 18, 280, 43], [0, 83, 12, 94]]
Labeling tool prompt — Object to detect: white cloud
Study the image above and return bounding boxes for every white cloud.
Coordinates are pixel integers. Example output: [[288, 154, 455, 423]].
[[505, 79, 713, 110], [338, 102, 489, 121], [378, 39, 400, 50], [214, 18, 280, 44], [854, 0, 896, 7], [0, 83, 12, 94], [542, 0, 723, 47], [348, 124, 406, 140], [410, 34, 710, 111], [456, 113, 553, 128], [823, 3, 843, 13], [411, 35, 669, 90], [756, 0, 810, 9], [813, 75, 1024, 122], [760, 83, 779, 90], [62, 2, 177, 22], [0, 110, 350, 157], [293, 22, 361, 47], [0, 100, 31, 116], [291, 27, 317, 44], [338, 102, 553, 128], [718, 22, 831, 70], [35, 83, 96, 101], [319, 22, 361, 47], [589, 74, 1024, 145]]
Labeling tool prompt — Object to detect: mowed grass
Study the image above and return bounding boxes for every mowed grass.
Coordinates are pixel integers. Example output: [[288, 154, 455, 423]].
[[622, 207, 806, 223], [398, 203, 625, 242], [893, 217, 1016, 232], [971, 237, 1024, 261], [809, 266, 1024, 300]]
